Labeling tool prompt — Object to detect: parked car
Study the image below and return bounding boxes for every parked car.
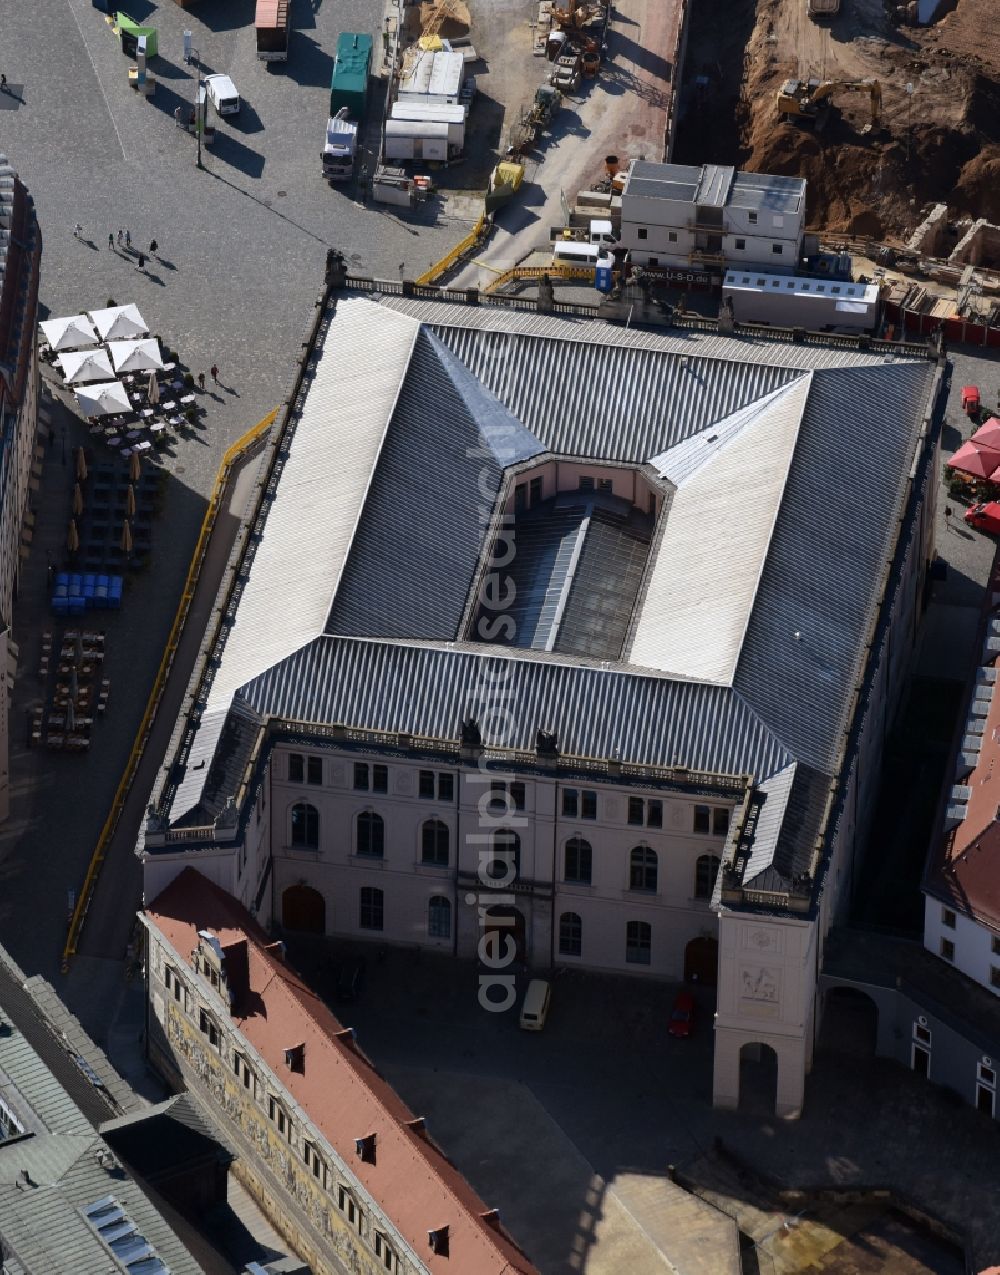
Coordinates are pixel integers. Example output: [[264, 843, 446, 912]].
[[519, 979, 551, 1031], [962, 385, 981, 418], [334, 955, 367, 1003], [966, 501, 1000, 535], [667, 991, 696, 1038], [204, 72, 241, 117]]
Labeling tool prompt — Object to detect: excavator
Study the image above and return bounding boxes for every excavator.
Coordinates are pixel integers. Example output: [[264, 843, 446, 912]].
[[776, 77, 882, 132]]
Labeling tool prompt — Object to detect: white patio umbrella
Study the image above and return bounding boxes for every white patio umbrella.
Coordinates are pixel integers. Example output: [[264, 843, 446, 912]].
[[74, 380, 132, 417], [40, 315, 100, 352], [89, 303, 148, 342], [107, 338, 164, 374], [147, 370, 160, 405], [58, 348, 115, 385]]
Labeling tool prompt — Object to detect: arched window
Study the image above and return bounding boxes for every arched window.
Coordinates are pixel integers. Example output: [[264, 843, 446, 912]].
[[626, 920, 651, 965], [695, 853, 721, 899], [357, 811, 384, 858], [428, 895, 451, 939], [564, 836, 592, 885], [559, 911, 582, 957], [629, 845, 657, 893], [421, 819, 450, 866], [486, 829, 520, 884], [359, 887, 383, 930], [291, 802, 319, 849]]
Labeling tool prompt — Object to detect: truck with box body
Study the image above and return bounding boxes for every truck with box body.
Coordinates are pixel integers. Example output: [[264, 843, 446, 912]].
[[255, 0, 290, 61], [323, 33, 373, 182]]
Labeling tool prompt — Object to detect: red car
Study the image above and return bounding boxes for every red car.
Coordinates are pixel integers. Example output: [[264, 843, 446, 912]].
[[965, 502, 1000, 535], [668, 991, 696, 1038], [962, 385, 981, 418]]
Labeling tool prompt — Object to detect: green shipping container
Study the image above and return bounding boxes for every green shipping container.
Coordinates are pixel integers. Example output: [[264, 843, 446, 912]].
[[330, 33, 373, 119], [116, 12, 158, 58]]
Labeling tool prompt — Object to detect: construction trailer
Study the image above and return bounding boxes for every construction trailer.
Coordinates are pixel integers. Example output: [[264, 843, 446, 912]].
[[398, 49, 465, 104], [255, 0, 291, 61], [331, 32, 373, 118], [389, 100, 466, 149], [384, 120, 451, 162], [722, 269, 880, 331]]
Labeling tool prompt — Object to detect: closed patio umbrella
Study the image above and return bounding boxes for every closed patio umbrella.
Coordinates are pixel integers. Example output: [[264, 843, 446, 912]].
[[74, 635, 84, 666], [120, 519, 133, 555], [65, 697, 76, 733], [75, 448, 88, 482], [70, 665, 79, 701], [125, 484, 136, 517], [67, 519, 79, 554], [147, 370, 160, 405], [72, 483, 84, 517], [129, 450, 142, 483], [947, 440, 1000, 480]]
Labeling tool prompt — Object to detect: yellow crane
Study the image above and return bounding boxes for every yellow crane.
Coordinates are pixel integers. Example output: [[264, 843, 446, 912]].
[[776, 77, 882, 132]]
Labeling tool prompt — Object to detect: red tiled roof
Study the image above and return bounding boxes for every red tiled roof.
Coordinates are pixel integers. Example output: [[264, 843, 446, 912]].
[[145, 868, 536, 1275], [929, 553, 1000, 931]]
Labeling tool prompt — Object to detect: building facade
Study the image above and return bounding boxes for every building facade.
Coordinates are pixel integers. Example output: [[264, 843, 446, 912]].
[[140, 284, 944, 1119], [142, 868, 537, 1275], [619, 161, 806, 274], [0, 155, 41, 822]]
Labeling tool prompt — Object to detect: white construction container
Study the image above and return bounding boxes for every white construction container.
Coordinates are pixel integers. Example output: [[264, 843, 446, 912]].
[[398, 50, 464, 104], [384, 119, 450, 162], [390, 100, 466, 148], [722, 270, 880, 332]]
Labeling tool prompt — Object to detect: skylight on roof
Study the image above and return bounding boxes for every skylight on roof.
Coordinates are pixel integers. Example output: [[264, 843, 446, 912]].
[[82, 1196, 171, 1274]]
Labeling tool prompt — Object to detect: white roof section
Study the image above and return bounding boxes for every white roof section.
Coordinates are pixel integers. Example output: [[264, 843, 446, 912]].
[[40, 315, 99, 352], [386, 120, 450, 138], [107, 337, 163, 373], [171, 297, 419, 818], [723, 270, 880, 303], [630, 375, 811, 684], [390, 100, 467, 124], [400, 49, 464, 97], [88, 303, 148, 341], [57, 347, 114, 384], [74, 379, 131, 416]]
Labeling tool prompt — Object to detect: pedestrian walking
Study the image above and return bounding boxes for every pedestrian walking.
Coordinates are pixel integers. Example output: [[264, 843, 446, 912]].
[[149, 239, 158, 256], [1, 75, 7, 93], [197, 371, 206, 391], [137, 252, 146, 269], [210, 364, 219, 384], [125, 228, 131, 250], [73, 223, 83, 239], [108, 232, 114, 249]]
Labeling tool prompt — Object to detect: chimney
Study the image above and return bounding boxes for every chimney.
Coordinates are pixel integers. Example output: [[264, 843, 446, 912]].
[[264, 940, 286, 962], [406, 1117, 427, 1136], [605, 154, 619, 177], [480, 1208, 502, 1230]]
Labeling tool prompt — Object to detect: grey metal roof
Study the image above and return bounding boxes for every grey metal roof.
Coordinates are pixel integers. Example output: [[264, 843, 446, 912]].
[[240, 635, 793, 779], [732, 360, 933, 774], [621, 160, 804, 213], [326, 328, 543, 642]]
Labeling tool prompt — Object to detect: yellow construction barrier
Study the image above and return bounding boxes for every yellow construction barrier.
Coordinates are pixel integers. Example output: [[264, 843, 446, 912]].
[[484, 262, 595, 294], [416, 210, 487, 286], [61, 410, 279, 970]]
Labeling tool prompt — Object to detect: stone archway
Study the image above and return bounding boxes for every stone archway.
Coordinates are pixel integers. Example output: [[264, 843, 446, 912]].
[[684, 936, 719, 987], [282, 884, 326, 934], [483, 905, 526, 965], [819, 985, 879, 1057], [738, 1042, 779, 1115]]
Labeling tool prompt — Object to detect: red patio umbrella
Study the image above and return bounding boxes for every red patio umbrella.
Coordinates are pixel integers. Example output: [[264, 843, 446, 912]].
[[947, 439, 1000, 480], [972, 417, 1000, 448]]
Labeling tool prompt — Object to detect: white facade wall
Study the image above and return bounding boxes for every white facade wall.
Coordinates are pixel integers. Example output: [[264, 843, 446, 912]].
[[923, 897, 1000, 997], [620, 193, 805, 272]]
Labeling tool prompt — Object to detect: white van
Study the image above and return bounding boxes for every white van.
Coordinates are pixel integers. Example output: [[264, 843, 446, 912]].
[[204, 73, 241, 117], [519, 979, 551, 1031], [552, 240, 600, 266]]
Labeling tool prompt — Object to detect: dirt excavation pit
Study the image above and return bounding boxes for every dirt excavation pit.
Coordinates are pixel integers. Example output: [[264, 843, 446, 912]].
[[676, 0, 1000, 240]]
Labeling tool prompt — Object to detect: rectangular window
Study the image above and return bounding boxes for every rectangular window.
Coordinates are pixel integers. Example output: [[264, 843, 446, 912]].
[[993, 935, 1000, 956], [373, 764, 388, 794], [713, 808, 730, 837], [562, 789, 579, 819], [914, 1022, 931, 1045], [510, 782, 526, 812], [579, 475, 595, 492], [941, 907, 956, 929], [304, 1141, 326, 1183], [693, 805, 710, 835], [991, 966, 1000, 990], [628, 796, 644, 826], [307, 756, 322, 786], [419, 770, 435, 799], [771, 244, 783, 254], [514, 483, 527, 513], [598, 478, 613, 493], [360, 887, 384, 931], [164, 965, 174, 991], [581, 790, 597, 820], [374, 1233, 397, 1271], [626, 921, 651, 965], [438, 773, 454, 801], [667, 231, 677, 243], [637, 227, 648, 240], [198, 1010, 219, 1050], [940, 938, 955, 962], [979, 1062, 996, 1087], [529, 476, 543, 506], [289, 753, 304, 783], [338, 1185, 357, 1224], [734, 238, 745, 250], [646, 800, 662, 829], [748, 211, 758, 224], [353, 763, 369, 791]]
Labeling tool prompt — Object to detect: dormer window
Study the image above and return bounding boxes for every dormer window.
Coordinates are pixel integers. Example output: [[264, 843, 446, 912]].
[[284, 1043, 305, 1073], [429, 1225, 450, 1256], [356, 1132, 377, 1164]]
